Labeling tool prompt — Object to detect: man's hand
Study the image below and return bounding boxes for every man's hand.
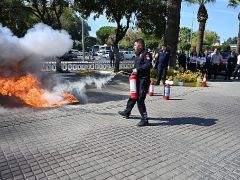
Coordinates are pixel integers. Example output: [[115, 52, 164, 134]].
[[132, 68, 137, 74]]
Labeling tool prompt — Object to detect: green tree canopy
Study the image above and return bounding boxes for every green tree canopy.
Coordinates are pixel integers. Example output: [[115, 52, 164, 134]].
[[61, 9, 90, 43], [228, 0, 240, 7], [96, 26, 116, 45], [85, 36, 97, 50], [118, 29, 160, 49], [0, 0, 37, 36], [0, 0, 77, 36], [222, 37, 237, 46], [192, 30, 220, 50], [178, 27, 192, 51], [136, 1, 166, 38], [220, 44, 231, 51], [24, 0, 70, 29]]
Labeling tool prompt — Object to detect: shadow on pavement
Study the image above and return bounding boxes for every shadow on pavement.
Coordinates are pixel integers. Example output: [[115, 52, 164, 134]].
[[168, 98, 185, 101], [151, 93, 163, 96], [0, 95, 29, 108], [148, 117, 218, 126], [98, 112, 217, 127]]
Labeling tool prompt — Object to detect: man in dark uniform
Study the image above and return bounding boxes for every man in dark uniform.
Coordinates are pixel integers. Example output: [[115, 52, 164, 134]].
[[155, 45, 171, 85], [109, 49, 114, 67], [225, 51, 237, 80], [118, 38, 152, 126], [178, 51, 186, 71]]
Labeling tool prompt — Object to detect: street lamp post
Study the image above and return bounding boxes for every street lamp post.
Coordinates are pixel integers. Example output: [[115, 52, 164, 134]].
[[82, 17, 85, 62], [190, 9, 195, 45]]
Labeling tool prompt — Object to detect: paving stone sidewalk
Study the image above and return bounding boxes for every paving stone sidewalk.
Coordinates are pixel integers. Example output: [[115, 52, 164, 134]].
[[0, 75, 240, 180]]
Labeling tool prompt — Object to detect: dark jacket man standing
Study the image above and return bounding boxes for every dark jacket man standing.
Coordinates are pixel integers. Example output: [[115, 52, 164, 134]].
[[118, 38, 152, 126], [225, 51, 237, 80], [155, 45, 171, 85], [109, 49, 114, 67]]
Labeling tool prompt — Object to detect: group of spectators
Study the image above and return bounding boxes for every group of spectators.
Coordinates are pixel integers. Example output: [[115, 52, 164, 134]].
[[177, 48, 240, 80]]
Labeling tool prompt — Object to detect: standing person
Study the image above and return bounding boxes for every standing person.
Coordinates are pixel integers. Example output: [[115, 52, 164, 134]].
[[118, 38, 152, 126], [155, 45, 171, 85], [225, 51, 237, 80], [178, 51, 187, 71], [109, 49, 115, 67], [232, 53, 240, 79], [211, 49, 223, 79], [205, 50, 212, 80]]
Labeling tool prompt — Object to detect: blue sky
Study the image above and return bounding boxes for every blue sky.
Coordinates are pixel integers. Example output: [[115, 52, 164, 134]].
[[87, 0, 239, 43]]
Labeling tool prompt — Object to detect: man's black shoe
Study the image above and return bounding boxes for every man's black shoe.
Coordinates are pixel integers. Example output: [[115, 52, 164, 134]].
[[118, 111, 130, 119], [137, 116, 149, 126], [137, 120, 149, 127]]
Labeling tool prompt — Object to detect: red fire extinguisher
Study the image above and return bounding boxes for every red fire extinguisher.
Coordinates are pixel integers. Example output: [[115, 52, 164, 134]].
[[148, 81, 154, 96], [129, 73, 138, 99], [163, 84, 170, 100]]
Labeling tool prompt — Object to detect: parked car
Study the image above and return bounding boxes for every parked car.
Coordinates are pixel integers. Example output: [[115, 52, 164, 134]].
[[59, 50, 78, 61], [70, 49, 81, 55], [120, 50, 135, 60], [101, 50, 110, 59]]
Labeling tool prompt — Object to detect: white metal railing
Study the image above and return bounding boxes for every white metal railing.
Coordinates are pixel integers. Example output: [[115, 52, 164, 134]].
[[42, 60, 134, 72]]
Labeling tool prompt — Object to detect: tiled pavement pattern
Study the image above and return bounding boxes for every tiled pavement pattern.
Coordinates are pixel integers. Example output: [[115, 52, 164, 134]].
[[0, 75, 240, 180]]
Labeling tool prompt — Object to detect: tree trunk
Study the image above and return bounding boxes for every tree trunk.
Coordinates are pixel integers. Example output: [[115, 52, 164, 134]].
[[164, 0, 182, 67], [113, 43, 120, 72], [237, 37, 240, 54], [196, 21, 206, 55]]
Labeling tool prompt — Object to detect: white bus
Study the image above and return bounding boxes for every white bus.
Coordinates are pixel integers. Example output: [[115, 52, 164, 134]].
[[99, 45, 111, 52]]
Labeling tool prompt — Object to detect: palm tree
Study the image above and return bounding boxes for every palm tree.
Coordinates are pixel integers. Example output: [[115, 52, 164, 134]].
[[187, 0, 215, 55], [164, 0, 182, 67], [228, 0, 240, 54], [164, 0, 213, 66]]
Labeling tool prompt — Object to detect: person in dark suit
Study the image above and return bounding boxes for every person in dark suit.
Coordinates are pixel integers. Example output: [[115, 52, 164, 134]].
[[154, 45, 171, 85], [109, 49, 114, 67], [225, 51, 237, 80]]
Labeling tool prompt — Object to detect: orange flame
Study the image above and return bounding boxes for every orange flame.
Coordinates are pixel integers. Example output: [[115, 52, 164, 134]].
[[0, 74, 79, 108]]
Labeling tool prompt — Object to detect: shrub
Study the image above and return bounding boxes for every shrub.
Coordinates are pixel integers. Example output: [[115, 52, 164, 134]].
[[167, 67, 202, 83], [150, 68, 157, 79]]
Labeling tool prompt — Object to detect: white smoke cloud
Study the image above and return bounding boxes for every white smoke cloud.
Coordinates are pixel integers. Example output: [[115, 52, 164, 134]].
[[0, 24, 25, 62], [20, 23, 73, 57], [0, 23, 73, 64], [51, 74, 114, 104]]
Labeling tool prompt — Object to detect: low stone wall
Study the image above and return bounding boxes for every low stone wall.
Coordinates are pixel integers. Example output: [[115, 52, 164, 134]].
[[42, 61, 134, 72]]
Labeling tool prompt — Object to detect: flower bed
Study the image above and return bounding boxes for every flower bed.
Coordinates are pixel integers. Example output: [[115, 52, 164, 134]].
[[150, 67, 204, 87], [167, 68, 203, 87]]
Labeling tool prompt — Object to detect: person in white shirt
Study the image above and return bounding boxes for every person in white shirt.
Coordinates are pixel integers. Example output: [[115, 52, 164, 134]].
[[211, 48, 223, 79], [233, 54, 240, 79]]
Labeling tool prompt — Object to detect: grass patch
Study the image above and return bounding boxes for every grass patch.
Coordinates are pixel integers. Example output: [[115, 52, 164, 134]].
[[75, 69, 98, 76]]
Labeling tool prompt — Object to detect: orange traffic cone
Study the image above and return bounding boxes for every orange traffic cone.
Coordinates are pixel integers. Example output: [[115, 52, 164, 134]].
[[202, 73, 207, 87]]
